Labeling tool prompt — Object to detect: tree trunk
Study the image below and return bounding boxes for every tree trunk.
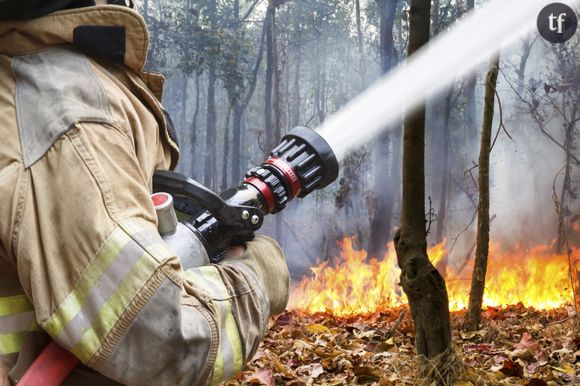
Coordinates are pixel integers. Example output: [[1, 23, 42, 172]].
[[394, 0, 452, 381], [465, 56, 500, 331], [272, 2, 283, 241], [264, 0, 284, 240], [355, 0, 366, 90], [221, 107, 232, 190], [231, 9, 267, 183], [189, 72, 200, 178], [272, 8, 282, 146], [231, 104, 243, 182], [264, 2, 276, 152], [463, 0, 477, 142], [314, 44, 327, 124], [368, 0, 398, 259], [180, 72, 188, 138], [291, 44, 301, 127], [143, 0, 149, 25], [435, 89, 453, 245], [517, 39, 533, 97], [203, 0, 218, 189], [204, 65, 217, 188]]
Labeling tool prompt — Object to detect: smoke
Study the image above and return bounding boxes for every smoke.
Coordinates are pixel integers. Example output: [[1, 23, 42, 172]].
[[315, 0, 579, 160], [434, 34, 580, 269]]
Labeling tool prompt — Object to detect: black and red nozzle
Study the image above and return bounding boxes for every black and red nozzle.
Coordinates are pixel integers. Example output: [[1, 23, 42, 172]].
[[244, 126, 339, 214], [152, 126, 338, 259]]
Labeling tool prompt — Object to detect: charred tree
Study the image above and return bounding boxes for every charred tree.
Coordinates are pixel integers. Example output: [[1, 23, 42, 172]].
[[368, 0, 399, 259], [465, 56, 500, 331], [394, 0, 452, 381]]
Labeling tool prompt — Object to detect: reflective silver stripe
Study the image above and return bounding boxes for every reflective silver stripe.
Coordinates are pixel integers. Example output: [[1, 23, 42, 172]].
[[56, 238, 145, 347], [0, 311, 36, 334], [42, 223, 165, 362], [0, 296, 39, 355]]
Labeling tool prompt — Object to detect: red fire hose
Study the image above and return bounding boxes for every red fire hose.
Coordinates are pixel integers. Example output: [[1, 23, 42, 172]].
[[18, 341, 79, 386]]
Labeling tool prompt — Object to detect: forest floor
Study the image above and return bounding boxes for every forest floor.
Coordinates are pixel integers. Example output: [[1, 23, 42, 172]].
[[222, 305, 579, 386]]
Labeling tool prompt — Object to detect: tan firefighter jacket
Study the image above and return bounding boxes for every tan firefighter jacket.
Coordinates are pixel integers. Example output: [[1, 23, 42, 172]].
[[0, 5, 290, 386]]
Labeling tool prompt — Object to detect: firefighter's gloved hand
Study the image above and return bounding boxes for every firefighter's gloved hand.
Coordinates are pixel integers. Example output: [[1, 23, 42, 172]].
[[229, 229, 255, 246], [220, 234, 289, 314], [223, 244, 246, 260]]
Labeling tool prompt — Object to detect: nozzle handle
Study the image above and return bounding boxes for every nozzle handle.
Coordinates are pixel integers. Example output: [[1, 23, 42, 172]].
[[153, 170, 263, 230]]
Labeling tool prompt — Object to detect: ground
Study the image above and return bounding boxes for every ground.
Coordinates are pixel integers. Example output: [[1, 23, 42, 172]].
[[222, 306, 579, 386]]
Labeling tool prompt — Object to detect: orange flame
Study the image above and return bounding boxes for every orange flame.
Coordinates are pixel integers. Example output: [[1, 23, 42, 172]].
[[290, 238, 576, 316]]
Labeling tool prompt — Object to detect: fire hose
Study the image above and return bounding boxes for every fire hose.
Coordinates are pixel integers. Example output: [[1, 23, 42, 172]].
[[18, 126, 339, 385]]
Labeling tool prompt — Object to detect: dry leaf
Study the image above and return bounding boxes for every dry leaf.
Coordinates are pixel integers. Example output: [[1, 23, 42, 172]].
[[243, 368, 275, 386], [549, 364, 574, 374], [304, 324, 329, 334], [498, 359, 524, 377], [524, 379, 548, 386], [354, 366, 382, 384], [515, 332, 540, 352]]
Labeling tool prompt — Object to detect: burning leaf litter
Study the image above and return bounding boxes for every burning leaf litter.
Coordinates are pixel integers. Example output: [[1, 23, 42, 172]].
[[222, 305, 579, 386]]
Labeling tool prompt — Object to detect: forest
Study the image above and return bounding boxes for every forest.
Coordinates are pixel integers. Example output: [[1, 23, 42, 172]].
[[137, 0, 578, 384]]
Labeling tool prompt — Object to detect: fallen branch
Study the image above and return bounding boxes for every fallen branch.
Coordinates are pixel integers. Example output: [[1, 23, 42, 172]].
[[386, 308, 407, 339], [546, 312, 578, 326]]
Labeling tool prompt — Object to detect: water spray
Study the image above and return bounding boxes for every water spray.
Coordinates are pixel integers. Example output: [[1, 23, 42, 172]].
[[317, 0, 580, 160]]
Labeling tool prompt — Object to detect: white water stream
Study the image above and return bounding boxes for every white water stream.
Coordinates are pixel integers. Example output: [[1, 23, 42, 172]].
[[316, 0, 579, 161]]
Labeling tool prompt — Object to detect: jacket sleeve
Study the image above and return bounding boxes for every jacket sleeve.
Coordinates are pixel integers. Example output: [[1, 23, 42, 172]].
[[14, 121, 290, 386]]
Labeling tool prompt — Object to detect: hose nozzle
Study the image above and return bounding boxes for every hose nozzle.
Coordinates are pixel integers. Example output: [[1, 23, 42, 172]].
[[244, 126, 339, 213]]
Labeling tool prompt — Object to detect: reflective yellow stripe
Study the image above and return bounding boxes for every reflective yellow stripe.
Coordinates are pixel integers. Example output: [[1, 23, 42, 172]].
[[0, 295, 40, 355], [224, 304, 244, 373], [201, 269, 243, 374], [43, 228, 131, 338], [0, 295, 34, 317], [42, 222, 168, 363], [69, 253, 158, 361], [190, 267, 244, 385], [0, 332, 27, 355], [212, 347, 225, 385]]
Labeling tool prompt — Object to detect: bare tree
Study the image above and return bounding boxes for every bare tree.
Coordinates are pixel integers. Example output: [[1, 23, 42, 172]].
[[465, 56, 500, 331], [394, 0, 452, 382]]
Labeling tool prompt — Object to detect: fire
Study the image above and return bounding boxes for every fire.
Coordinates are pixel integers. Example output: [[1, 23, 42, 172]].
[[290, 237, 576, 316]]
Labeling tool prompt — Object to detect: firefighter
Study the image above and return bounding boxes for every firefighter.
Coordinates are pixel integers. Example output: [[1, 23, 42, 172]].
[[0, 1, 290, 385]]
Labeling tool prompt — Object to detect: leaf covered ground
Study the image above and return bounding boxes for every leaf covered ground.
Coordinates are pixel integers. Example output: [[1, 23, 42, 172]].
[[222, 305, 579, 386]]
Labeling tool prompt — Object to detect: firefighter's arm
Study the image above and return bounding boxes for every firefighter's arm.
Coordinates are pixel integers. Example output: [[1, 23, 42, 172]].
[[14, 122, 289, 386]]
